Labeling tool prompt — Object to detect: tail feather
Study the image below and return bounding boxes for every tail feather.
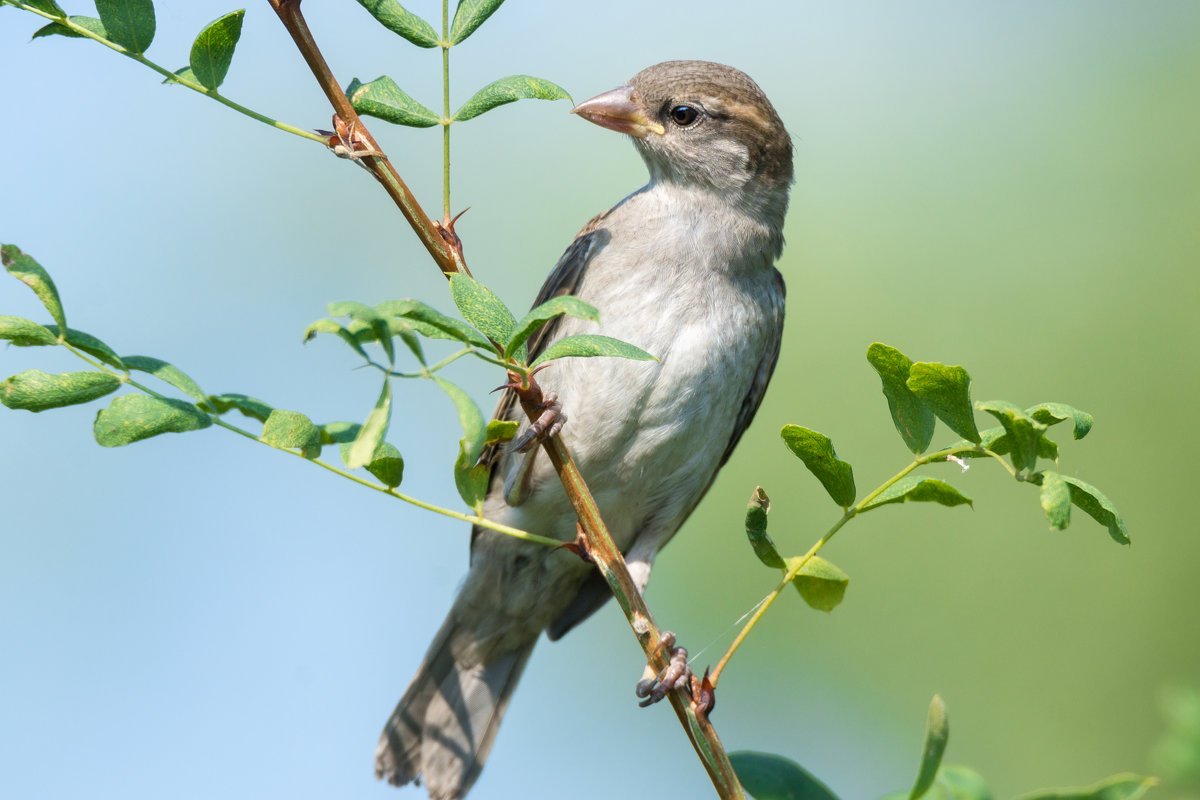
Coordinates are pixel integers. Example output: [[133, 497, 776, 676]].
[[375, 615, 535, 800]]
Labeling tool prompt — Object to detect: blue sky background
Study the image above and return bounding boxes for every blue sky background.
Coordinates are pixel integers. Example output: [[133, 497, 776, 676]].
[[2, 2, 1199, 798]]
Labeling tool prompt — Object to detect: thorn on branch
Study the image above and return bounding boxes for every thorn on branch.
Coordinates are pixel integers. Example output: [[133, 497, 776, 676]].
[[554, 523, 592, 562]]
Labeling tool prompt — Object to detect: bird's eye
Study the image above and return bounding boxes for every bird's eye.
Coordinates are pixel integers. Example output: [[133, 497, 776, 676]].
[[668, 105, 700, 127]]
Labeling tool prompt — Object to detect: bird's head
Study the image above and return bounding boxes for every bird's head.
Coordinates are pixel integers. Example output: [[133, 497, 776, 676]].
[[572, 60, 793, 220]]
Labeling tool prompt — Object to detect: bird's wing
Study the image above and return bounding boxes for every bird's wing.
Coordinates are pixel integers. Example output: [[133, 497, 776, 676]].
[[547, 268, 787, 640]]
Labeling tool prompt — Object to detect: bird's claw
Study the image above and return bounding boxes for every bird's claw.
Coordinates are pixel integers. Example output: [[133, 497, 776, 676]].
[[635, 631, 693, 708], [511, 391, 566, 452], [322, 114, 383, 163]]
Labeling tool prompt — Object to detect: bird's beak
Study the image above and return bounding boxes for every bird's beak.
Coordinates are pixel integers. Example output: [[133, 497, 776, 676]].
[[571, 85, 665, 138]]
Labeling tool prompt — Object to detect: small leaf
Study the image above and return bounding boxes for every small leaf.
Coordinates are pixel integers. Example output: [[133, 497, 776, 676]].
[[453, 75, 572, 122], [385, 317, 426, 366], [484, 419, 519, 446], [304, 317, 373, 362], [434, 376, 487, 510], [0, 315, 58, 346], [43, 325, 125, 370], [977, 400, 1048, 472], [861, 476, 973, 512], [505, 295, 598, 360], [1, 369, 121, 412], [261, 409, 322, 459], [163, 66, 197, 86], [122, 355, 208, 403], [910, 695, 950, 800], [728, 751, 840, 800], [375, 299, 492, 349], [348, 379, 392, 469], [1013, 773, 1157, 800], [789, 555, 849, 612], [891, 765, 994, 800], [2, 244, 66, 332], [355, 0, 438, 47], [867, 343, 936, 454], [25, 1, 67, 14], [366, 441, 404, 487], [94, 394, 211, 446], [189, 9, 244, 91], [448, 0, 504, 45], [1060, 475, 1130, 545], [348, 76, 440, 127], [529, 334, 656, 369], [1040, 471, 1072, 531], [32, 15, 107, 40], [449, 274, 516, 348], [1027, 402, 1093, 440], [907, 362, 980, 444], [322, 422, 362, 463], [327, 301, 395, 365], [208, 392, 273, 423], [745, 486, 785, 569], [94, 0, 155, 53], [780, 425, 856, 507]]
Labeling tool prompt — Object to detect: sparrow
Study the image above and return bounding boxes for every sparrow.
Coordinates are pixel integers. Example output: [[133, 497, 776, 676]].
[[375, 60, 793, 799]]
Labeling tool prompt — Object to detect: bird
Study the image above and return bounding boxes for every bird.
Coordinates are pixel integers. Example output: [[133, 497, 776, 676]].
[[375, 60, 794, 799]]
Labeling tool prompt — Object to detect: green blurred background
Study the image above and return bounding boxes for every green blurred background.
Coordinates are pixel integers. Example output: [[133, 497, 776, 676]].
[[2, 1, 1198, 798]]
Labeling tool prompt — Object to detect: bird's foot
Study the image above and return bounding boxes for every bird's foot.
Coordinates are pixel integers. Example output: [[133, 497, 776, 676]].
[[511, 390, 566, 452], [322, 114, 383, 162], [635, 632, 717, 718]]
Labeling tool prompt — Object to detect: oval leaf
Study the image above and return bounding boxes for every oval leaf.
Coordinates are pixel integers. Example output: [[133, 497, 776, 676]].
[[1039, 471, 1072, 531], [454, 75, 572, 122], [328, 301, 395, 365], [529, 334, 656, 369], [449, 273, 516, 348], [780, 425, 856, 507], [189, 9, 244, 91], [94, 0, 155, 53], [907, 362, 980, 444], [977, 399, 1048, 472], [746, 486, 785, 569], [1, 369, 121, 412], [43, 325, 125, 370], [2, 244, 66, 332], [1027, 402, 1093, 440], [728, 751, 840, 800], [1013, 773, 1157, 800], [208, 392, 273, 423], [375, 299, 493, 349], [94, 394, 211, 446], [348, 379, 392, 469], [448, 0, 504, 45], [261, 409, 322, 459], [910, 695, 950, 800], [366, 441, 404, 488], [32, 15, 108, 40], [867, 342, 935, 454], [789, 555, 849, 612], [348, 76, 440, 127], [122, 355, 208, 403], [861, 476, 973, 512], [355, 0, 438, 47], [505, 295, 598, 360], [0, 315, 58, 346], [1060, 475, 1130, 545]]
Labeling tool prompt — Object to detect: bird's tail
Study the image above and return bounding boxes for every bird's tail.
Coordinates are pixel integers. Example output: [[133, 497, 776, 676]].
[[374, 613, 535, 800]]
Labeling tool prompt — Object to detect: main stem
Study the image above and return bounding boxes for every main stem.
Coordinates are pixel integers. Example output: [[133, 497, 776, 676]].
[[441, 0, 451, 222]]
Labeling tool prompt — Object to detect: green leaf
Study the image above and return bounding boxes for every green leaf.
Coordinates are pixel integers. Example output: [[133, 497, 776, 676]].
[[867, 343, 936, 454], [24, 1, 67, 14], [32, 15, 107, 40], [347, 379, 392, 470], [453, 75, 572, 122], [448, 0, 504, 44], [529, 334, 656, 369], [322, 421, 362, 463], [882, 765, 995, 800], [0, 315, 58, 346], [208, 392, 273, 423], [907, 362, 980, 444], [861, 476, 973, 512], [449, 273, 516, 348], [303, 317, 372, 362], [2, 244, 66, 332], [375, 299, 492, 349], [976, 399, 1049, 472], [163, 66, 197, 86], [505, 295, 598, 360], [910, 695, 950, 800], [383, 316, 427, 366], [780, 425, 856, 507], [434, 376, 488, 511], [43, 325, 125, 370], [1013, 773, 1157, 800], [261, 409, 322, 459], [1060, 475, 1130, 545], [1027, 402, 1093, 440], [789, 555, 849, 612], [122, 355, 208, 403], [1040, 471, 1072, 531], [347, 76, 440, 127], [1, 369, 121, 412], [94, 394, 211, 446], [484, 419, 518, 446], [327, 300, 395, 365], [728, 751, 840, 800], [189, 9, 244, 91], [745, 486, 785, 569], [355, 0, 438, 47], [94, 0, 155, 53], [366, 441, 404, 488]]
